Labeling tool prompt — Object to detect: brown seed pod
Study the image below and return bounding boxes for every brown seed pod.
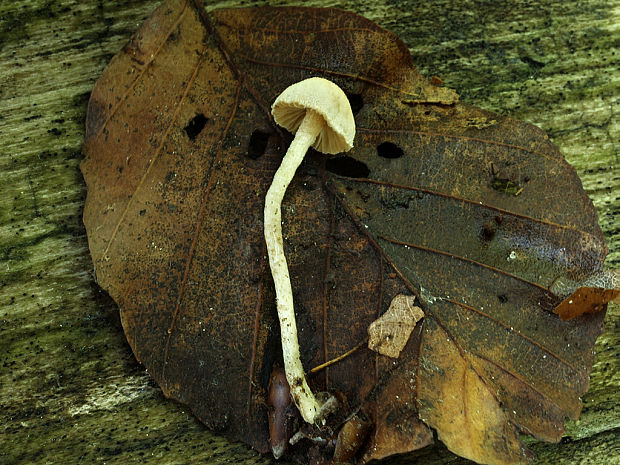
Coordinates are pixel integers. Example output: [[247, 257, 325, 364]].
[[268, 366, 299, 459]]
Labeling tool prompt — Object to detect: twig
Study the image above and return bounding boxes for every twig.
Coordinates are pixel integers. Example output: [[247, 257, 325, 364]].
[[309, 338, 368, 374]]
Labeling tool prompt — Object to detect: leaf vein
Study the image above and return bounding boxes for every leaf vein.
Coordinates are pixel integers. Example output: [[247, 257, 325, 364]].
[[358, 126, 557, 161], [97, 7, 198, 264], [160, 81, 242, 382], [445, 298, 578, 373], [429, 315, 567, 426], [217, 20, 384, 36], [247, 240, 266, 419], [377, 235, 550, 292], [462, 367, 473, 447], [321, 181, 336, 391], [236, 53, 443, 100], [471, 350, 569, 414], [92, 2, 190, 142], [345, 177, 590, 236]]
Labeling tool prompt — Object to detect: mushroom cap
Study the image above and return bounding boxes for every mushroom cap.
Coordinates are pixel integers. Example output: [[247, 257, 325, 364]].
[[271, 77, 355, 155]]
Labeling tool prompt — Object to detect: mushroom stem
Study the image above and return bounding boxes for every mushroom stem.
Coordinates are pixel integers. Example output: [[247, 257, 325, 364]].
[[264, 109, 324, 424]]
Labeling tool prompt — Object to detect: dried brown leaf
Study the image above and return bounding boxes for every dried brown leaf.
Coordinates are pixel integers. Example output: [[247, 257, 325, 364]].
[[81, 2, 616, 464]]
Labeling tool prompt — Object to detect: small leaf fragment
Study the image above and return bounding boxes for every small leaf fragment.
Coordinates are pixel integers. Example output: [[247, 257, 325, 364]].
[[554, 287, 619, 321], [368, 294, 424, 358], [552, 270, 619, 320]]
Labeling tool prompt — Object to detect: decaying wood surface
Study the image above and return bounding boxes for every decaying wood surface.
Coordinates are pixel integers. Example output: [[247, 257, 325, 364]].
[[1, 1, 617, 464]]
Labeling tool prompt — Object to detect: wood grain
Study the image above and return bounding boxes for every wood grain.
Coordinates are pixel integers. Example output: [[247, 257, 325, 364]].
[[0, 1, 617, 464]]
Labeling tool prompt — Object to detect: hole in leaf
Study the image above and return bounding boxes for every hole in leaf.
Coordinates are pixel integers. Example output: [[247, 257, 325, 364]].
[[184, 113, 208, 140], [247, 129, 271, 159], [377, 142, 404, 159], [346, 93, 364, 115], [480, 222, 496, 242], [491, 177, 521, 195], [498, 294, 508, 303], [325, 156, 370, 178]]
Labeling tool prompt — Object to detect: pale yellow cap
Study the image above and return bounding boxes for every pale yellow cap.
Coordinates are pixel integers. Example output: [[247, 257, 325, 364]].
[[271, 77, 355, 154]]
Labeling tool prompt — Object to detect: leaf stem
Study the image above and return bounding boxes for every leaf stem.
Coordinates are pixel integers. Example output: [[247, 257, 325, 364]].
[[309, 338, 369, 374]]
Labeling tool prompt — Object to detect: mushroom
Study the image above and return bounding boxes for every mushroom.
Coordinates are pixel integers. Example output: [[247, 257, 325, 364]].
[[265, 77, 355, 425]]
